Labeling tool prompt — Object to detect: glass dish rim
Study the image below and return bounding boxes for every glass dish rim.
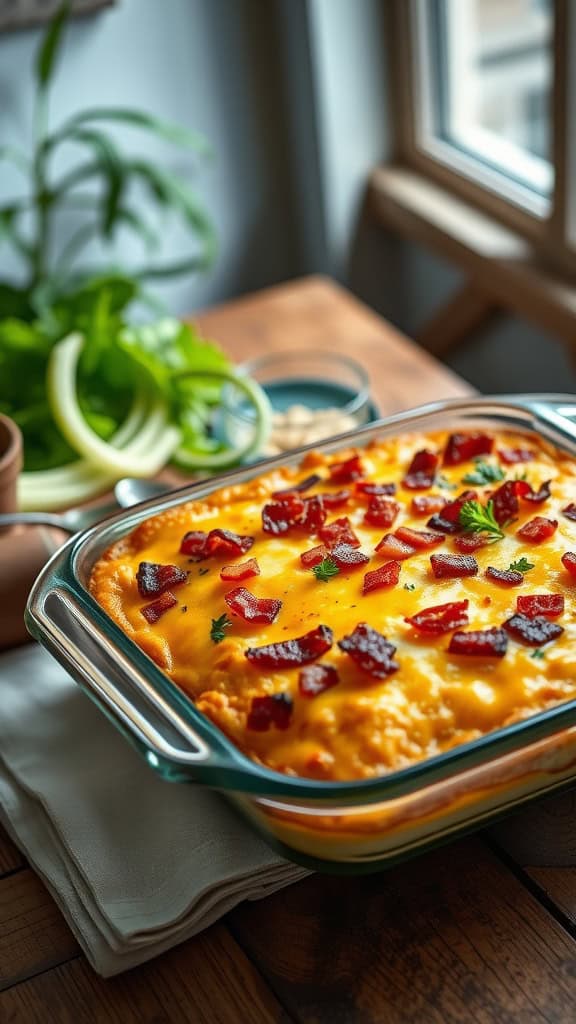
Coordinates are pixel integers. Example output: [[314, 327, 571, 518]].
[[25, 392, 576, 805]]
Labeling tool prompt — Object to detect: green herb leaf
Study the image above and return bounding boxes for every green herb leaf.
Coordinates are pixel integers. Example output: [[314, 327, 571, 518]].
[[459, 499, 504, 540], [462, 459, 505, 485], [404, 583, 416, 591], [210, 613, 232, 644], [312, 557, 340, 582], [35, 1, 70, 88], [508, 557, 535, 574], [530, 648, 546, 660], [435, 474, 457, 491], [57, 107, 211, 155]]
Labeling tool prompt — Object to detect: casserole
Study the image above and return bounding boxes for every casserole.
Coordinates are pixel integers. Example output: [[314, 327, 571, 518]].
[[26, 395, 576, 871]]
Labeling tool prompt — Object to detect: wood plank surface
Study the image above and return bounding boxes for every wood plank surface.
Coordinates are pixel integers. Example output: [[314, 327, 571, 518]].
[[0, 828, 25, 877], [228, 837, 576, 1024], [0, 869, 79, 990]]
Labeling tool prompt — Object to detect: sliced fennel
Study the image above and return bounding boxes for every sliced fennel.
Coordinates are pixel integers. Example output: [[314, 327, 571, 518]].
[[46, 332, 181, 476]]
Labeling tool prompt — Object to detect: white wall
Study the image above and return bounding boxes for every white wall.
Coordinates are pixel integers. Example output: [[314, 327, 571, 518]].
[[0, 0, 296, 314]]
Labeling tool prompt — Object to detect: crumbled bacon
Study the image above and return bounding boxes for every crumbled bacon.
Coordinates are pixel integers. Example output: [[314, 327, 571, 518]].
[[180, 528, 254, 558], [516, 516, 558, 543], [443, 432, 493, 466], [405, 599, 469, 635], [402, 449, 439, 490], [411, 494, 446, 517], [247, 693, 293, 731], [330, 543, 370, 570], [485, 566, 524, 587], [395, 526, 445, 550], [454, 534, 492, 553], [329, 455, 365, 483], [320, 517, 361, 549], [136, 561, 187, 598], [561, 551, 576, 577], [338, 622, 399, 678], [300, 544, 329, 569], [562, 503, 576, 522], [502, 613, 564, 646], [374, 534, 415, 560], [356, 481, 396, 497], [448, 628, 507, 658], [362, 560, 401, 595], [299, 496, 327, 533], [498, 447, 535, 465], [141, 591, 178, 624], [364, 496, 400, 528], [316, 490, 351, 509], [491, 481, 520, 525], [179, 531, 209, 559], [430, 553, 478, 579], [517, 594, 564, 618], [299, 664, 339, 698], [245, 624, 333, 668], [272, 474, 322, 497], [427, 490, 478, 534], [220, 558, 260, 582], [225, 587, 282, 624], [262, 496, 305, 535], [516, 479, 552, 504]]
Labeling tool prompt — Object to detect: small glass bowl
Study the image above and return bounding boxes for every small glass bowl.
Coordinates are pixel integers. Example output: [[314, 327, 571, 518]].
[[220, 350, 374, 456]]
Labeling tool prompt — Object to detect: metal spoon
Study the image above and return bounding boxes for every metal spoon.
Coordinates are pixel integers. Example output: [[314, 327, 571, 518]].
[[0, 478, 170, 534]]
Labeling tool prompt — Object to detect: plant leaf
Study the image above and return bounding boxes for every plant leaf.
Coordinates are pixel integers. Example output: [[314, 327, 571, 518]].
[[0, 145, 31, 174], [63, 128, 125, 237], [57, 107, 211, 155], [35, 1, 70, 88], [114, 207, 159, 252]]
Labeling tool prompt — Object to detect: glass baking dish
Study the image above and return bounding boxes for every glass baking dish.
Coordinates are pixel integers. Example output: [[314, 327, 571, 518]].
[[26, 394, 576, 872]]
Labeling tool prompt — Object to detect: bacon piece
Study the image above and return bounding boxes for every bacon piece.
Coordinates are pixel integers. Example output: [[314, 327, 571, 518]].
[[300, 544, 329, 569], [502, 613, 564, 646], [247, 693, 293, 731], [141, 591, 178, 624], [262, 495, 305, 535], [491, 480, 520, 525], [205, 529, 255, 558], [338, 622, 399, 678], [320, 516, 360, 549], [136, 561, 187, 598], [498, 447, 535, 465], [364, 496, 400, 528], [402, 449, 439, 490], [516, 516, 558, 544], [225, 587, 282, 624], [448, 628, 508, 658], [299, 664, 339, 698], [427, 490, 477, 534], [179, 531, 209, 559], [362, 560, 401, 595], [562, 551, 576, 577], [405, 599, 469, 635], [220, 558, 260, 582], [329, 455, 365, 483], [516, 479, 552, 504], [356, 481, 396, 497], [443, 432, 493, 466], [430, 553, 478, 579], [454, 534, 492, 553], [245, 624, 334, 668], [411, 494, 446, 517], [330, 543, 370, 570], [374, 534, 415, 560], [485, 567, 523, 587], [517, 594, 564, 619], [316, 490, 351, 509], [272, 474, 322, 497], [395, 526, 444, 550], [562, 503, 576, 522], [299, 496, 327, 533]]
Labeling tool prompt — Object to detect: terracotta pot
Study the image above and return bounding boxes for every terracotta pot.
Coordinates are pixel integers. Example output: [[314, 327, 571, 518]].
[[0, 413, 23, 513]]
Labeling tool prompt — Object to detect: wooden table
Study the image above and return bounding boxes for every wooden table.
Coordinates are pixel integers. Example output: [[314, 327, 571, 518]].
[[2, 277, 576, 1022]]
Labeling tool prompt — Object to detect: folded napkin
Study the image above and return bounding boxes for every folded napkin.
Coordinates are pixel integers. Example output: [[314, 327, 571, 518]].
[[0, 644, 308, 976]]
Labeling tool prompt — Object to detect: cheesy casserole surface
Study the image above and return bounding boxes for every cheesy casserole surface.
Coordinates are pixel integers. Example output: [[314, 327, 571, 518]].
[[90, 430, 576, 782]]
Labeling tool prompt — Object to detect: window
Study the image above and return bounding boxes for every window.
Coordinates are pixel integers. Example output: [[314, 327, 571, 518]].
[[391, 0, 572, 248]]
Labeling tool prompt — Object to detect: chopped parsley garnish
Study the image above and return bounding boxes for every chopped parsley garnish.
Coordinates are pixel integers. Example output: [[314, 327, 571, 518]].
[[508, 557, 535, 574], [404, 583, 416, 591], [210, 613, 233, 644], [199, 567, 210, 576], [459, 499, 504, 541], [435, 474, 457, 491], [462, 459, 505, 486], [530, 648, 546, 660], [312, 557, 340, 582]]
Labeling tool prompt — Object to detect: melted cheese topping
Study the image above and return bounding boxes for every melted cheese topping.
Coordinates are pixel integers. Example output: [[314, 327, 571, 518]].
[[90, 431, 576, 781]]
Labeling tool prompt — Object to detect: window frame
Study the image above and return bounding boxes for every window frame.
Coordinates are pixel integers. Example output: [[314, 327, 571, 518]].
[[388, 0, 570, 267]]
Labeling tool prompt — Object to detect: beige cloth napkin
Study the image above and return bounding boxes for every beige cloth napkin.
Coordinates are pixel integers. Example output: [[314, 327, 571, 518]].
[[0, 643, 308, 977]]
